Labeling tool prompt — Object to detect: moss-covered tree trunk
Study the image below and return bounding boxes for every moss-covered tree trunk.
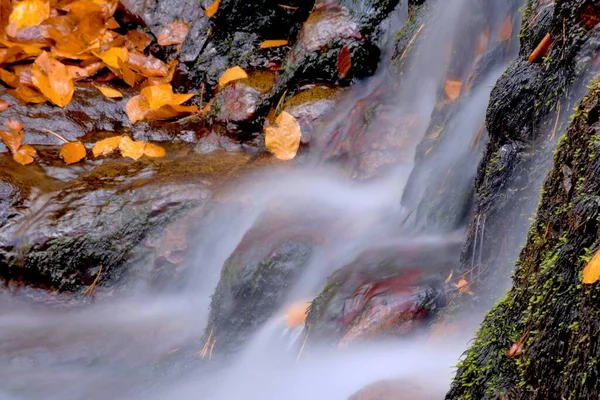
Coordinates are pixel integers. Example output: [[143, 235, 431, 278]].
[[447, 76, 600, 399]]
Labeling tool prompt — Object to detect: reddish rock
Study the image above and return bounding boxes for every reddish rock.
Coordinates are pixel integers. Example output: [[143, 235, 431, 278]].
[[213, 82, 261, 123]]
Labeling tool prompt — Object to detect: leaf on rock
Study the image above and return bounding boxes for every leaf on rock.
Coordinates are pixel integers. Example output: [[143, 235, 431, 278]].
[[157, 21, 189, 46], [127, 52, 169, 77], [0, 69, 19, 88], [125, 94, 150, 124], [337, 44, 351, 79], [60, 141, 86, 164], [497, 16, 513, 43], [145, 104, 197, 120], [583, 250, 600, 284], [528, 33, 552, 63], [31, 51, 74, 107], [9, 85, 47, 104], [92, 135, 121, 157], [140, 83, 195, 110], [205, 0, 220, 18], [444, 80, 462, 101], [0, 99, 9, 111], [474, 25, 490, 55], [13, 144, 36, 165], [455, 279, 472, 294], [0, 119, 24, 154], [9, 0, 50, 29], [118, 58, 138, 87], [126, 30, 152, 51], [508, 341, 523, 358], [93, 47, 128, 70], [264, 111, 301, 161], [144, 142, 166, 158], [97, 86, 123, 98], [218, 66, 247, 88], [260, 40, 288, 48], [119, 135, 145, 160]]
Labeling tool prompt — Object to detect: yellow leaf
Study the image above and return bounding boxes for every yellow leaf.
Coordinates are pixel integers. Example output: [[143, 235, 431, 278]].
[[97, 86, 123, 99], [144, 143, 166, 158], [93, 47, 129, 70], [264, 111, 301, 161], [125, 94, 150, 124], [13, 144, 36, 165], [140, 84, 195, 110], [205, 0, 220, 18], [31, 51, 74, 107], [260, 40, 289, 49], [9, 0, 50, 29], [583, 250, 600, 284], [218, 66, 247, 88], [60, 141, 86, 164], [92, 136, 122, 157], [119, 135, 146, 160]]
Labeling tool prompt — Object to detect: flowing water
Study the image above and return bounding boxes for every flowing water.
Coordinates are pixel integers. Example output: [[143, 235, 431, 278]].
[[1, 0, 534, 398]]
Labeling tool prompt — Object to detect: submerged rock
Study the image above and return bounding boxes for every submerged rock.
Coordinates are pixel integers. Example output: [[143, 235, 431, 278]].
[[349, 379, 431, 400]]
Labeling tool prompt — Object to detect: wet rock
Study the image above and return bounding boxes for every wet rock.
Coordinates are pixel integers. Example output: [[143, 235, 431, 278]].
[[305, 238, 459, 347], [212, 82, 261, 123], [0, 149, 254, 290]]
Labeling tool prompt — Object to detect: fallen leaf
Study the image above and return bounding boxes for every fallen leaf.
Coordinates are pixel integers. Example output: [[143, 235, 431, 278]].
[[497, 16, 513, 43], [157, 21, 189, 46], [0, 100, 9, 111], [93, 47, 128, 70], [118, 58, 138, 87], [264, 111, 301, 161], [337, 44, 351, 79], [0, 119, 24, 154], [31, 51, 74, 107], [97, 86, 123, 98], [218, 66, 247, 88], [0, 69, 19, 88], [444, 80, 462, 101], [260, 40, 288, 48], [583, 250, 600, 284], [60, 141, 86, 164], [277, 4, 298, 10], [145, 104, 198, 120], [106, 17, 119, 29], [9, 0, 50, 29], [528, 33, 552, 63], [205, 0, 220, 18], [9, 85, 47, 104], [126, 30, 152, 51], [127, 52, 169, 77], [140, 84, 195, 110], [92, 135, 122, 157], [474, 25, 490, 55], [455, 279, 470, 294], [508, 342, 523, 358], [144, 142, 166, 157], [119, 135, 145, 160], [13, 144, 36, 165], [285, 302, 310, 327], [125, 95, 150, 124]]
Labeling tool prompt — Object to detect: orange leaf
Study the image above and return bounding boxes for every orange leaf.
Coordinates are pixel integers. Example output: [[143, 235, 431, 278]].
[[474, 25, 490, 55], [106, 17, 119, 29], [119, 135, 146, 160], [528, 33, 552, 63], [0, 99, 9, 112], [583, 250, 600, 284], [9, 85, 47, 104], [508, 342, 523, 358], [92, 135, 121, 157], [337, 44, 351, 79], [60, 141, 86, 164], [0, 69, 19, 88], [9, 0, 50, 29], [126, 30, 152, 52], [285, 302, 310, 327], [444, 80, 462, 101], [125, 95, 150, 124], [143, 142, 166, 158], [205, 0, 220, 18], [145, 104, 198, 120], [140, 84, 195, 110], [277, 4, 298, 10], [455, 279, 471, 294], [0, 119, 24, 154], [157, 21, 189, 46], [118, 58, 138, 87], [93, 47, 128, 70], [13, 144, 36, 165], [31, 51, 74, 107], [497, 16, 513, 43], [264, 111, 301, 161], [260, 40, 288, 48], [218, 66, 247, 88], [97, 86, 123, 98], [126, 52, 169, 77]]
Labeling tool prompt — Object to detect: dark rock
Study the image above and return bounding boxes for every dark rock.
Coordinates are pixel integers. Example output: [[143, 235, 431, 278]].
[[212, 82, 261, 123]]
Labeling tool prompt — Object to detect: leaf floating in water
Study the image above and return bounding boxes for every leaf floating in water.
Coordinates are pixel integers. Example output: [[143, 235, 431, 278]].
[[9, 0, 50, 29], [205, 0, 220, 18], [13, 144, 36, 165], [444, 80, 462, 101], [119, 135, 146, 160], [92, 136, 122, 157], [337, 44, 351, 79], [144, 142, 166, 158], [60, 141, 86, 164], [528, 33, 552, 63], [260, 40, 289, 48], [157, 21, 190, 46], [31, 51, 74, 107], [97, 86, 123, 98], [218, 66, 247, 88], [264, 111, 301, 161], [583, 250, 600, 284], [497, 16, 513, 42]]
